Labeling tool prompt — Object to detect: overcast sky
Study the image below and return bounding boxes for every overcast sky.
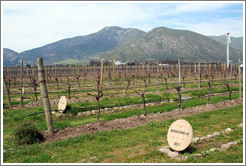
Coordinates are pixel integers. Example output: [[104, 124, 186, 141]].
[[2, 1, 244, 53]]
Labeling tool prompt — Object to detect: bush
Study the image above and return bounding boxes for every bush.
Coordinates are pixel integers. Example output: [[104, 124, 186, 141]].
[[13, 123, 44, 145]]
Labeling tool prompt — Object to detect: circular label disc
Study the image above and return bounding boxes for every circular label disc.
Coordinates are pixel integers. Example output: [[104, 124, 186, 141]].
[[167, 119, 193, 151], [22, 87, 24, 96], [58, 96, 67, 112]]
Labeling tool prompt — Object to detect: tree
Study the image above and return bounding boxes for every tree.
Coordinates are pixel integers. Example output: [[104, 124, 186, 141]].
[[134, 79, 149, 116], [223, 80, 231, 100], [74, 71, 81, 88], [223, 69, 231, 100], [29, 76, 38, 102], [207, 80, 212, 104], [164, 77, 169, 90], [171, 79, 182, 109], [87, 79, 103, 122], [67, 84, 71, 99], [125, 78, 131, 96], [3, 75, 12, 109]]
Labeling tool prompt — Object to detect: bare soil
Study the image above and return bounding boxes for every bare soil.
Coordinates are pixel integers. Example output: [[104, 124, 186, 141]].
[[43, 98, 243, 143]]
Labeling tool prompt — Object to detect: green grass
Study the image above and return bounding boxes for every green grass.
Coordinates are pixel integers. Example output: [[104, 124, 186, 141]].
[[3, 92, 241, 137], [3, 105, 243, 163], [4, 78, 242, 105], [61, 85, 241, 115]]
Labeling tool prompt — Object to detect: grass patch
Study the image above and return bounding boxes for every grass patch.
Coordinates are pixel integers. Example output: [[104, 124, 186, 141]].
[[3, 105, 243, 163]]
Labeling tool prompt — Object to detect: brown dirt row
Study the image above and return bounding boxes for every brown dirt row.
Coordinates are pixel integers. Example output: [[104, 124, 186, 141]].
[[43, 98, 243, 143]]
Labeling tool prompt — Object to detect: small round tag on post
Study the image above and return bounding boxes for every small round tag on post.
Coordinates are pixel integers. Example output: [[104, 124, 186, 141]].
[[21, 87, 25, 97], [58, 96, 67, 112], [167, 119, 193, 152]]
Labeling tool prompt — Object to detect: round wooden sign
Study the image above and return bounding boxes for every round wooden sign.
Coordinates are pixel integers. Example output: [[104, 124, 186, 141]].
[[167, 119, 193, 152], [58, 96, 67, 112], [21, 87, 24, 96]]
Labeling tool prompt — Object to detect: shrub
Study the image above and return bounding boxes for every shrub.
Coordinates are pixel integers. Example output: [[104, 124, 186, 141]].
[[13, 123, 44, 145]]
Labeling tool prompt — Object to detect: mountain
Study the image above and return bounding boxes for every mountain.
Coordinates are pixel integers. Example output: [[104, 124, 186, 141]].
[[20, 26, 146, 65], [92, 27, 243, 63], [209, 35, 243, 51], [3, 48, 20, 66]]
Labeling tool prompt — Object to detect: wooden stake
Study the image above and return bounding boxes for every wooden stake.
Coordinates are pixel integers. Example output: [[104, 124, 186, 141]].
[[108, 63, 111, 83], [27, 66, 29, 77], [37, 58, 54, 136], [100, 59, 104, 92], [239, 59, 241, 98], [142, 64, 145, 79], [32, 62, 38, 102], [3, 75, 12, 109], [198, 63, 201, 88], [230, 62, 232, 84], [157, 64, 159, 91], [113, 59, 115, 80], [46, 65, 48, 82], [20, 60, 23, 106], [178, 55, 181, 87]]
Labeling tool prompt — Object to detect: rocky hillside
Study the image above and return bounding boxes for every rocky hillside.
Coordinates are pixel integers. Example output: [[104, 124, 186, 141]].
[[20, 26, 145, 65], [3, 48, 20, 66], [3, 26, 243, 66], [209, 35, 243, 51], [93, 27, 242, 63]]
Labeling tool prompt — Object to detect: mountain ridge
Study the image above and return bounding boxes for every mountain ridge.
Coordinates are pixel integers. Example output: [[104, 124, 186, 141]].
[[3, 26, 243, 66], [91, 26, 242, 63], [19, 26, 146, 65], [208, 35, 243, 51]]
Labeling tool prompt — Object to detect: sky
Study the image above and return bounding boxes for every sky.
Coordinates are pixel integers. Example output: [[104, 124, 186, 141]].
[[2, 1, 244, 53]]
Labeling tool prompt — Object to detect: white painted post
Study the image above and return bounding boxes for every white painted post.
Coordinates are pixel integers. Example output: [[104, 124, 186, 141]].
[[238, 58, 241, 98], [227, 33, 230, 69]]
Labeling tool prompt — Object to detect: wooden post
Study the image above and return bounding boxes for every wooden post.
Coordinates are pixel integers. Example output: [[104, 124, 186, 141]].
[[238, 59, 241, 98], [3, 75, 12, 109], [178, 55, 181, 87], [113, 59, 115, 80], [32, 62, 38, 102], [160, 64, 163, 74], [207, 81, 212, 104], [27, 66, 29, 78], [10, 67, 12, 77], [108, 63, 111, 83], [230, 62, 232, 84], [93, 64, 96, 78], [157, 64, 159, 92], [37, 58, 54, 136], [136, 65, 138, 79], [198, 63, 201, 88], [100, 59, 104, 92], [32, 62, 35, 79], [68, 84, 71, 99], [142, 64, 145, 79], [46, 65, 48, 82], [194, 63, 196, 75], [20, 60, 23, 106]]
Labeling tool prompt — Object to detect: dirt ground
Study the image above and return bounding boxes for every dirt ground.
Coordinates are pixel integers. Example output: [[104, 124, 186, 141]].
[[43, 98, 243, 143]]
